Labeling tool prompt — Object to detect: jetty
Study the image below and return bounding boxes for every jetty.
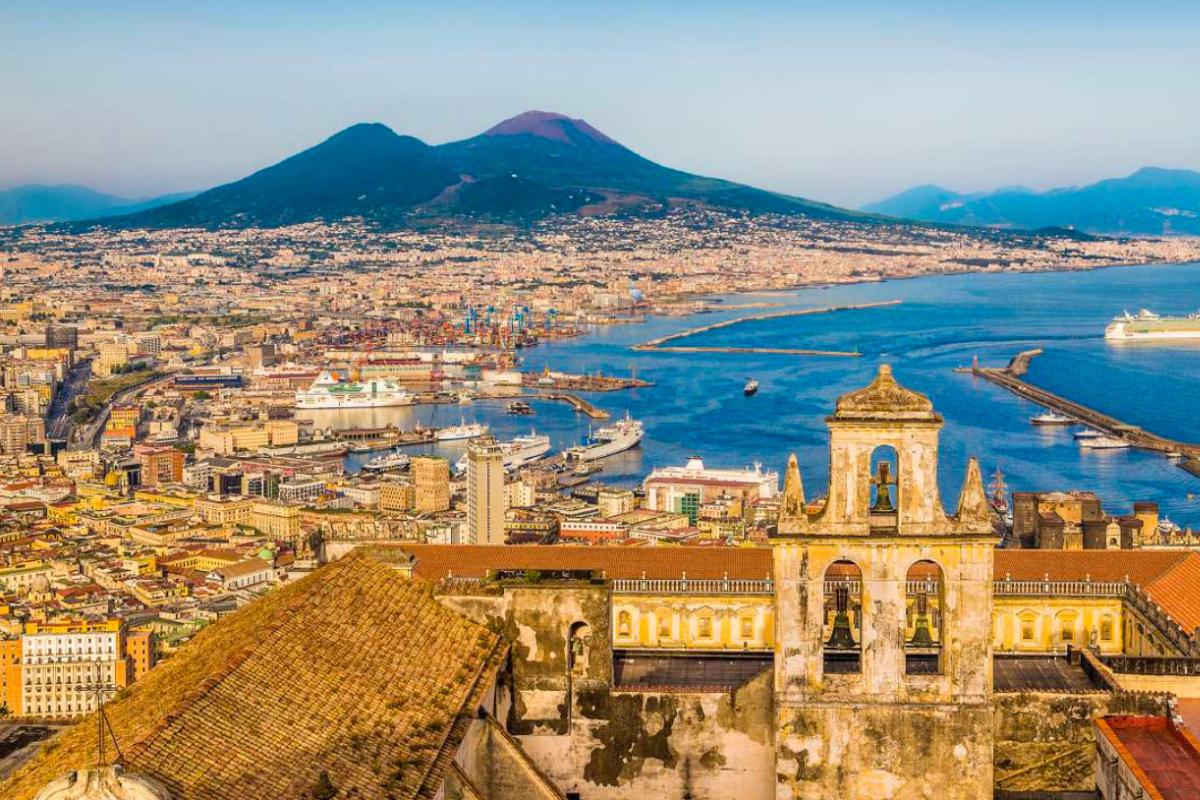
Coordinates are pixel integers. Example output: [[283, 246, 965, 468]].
[[959, 350, 1200, 458], [539, 391, 610, 420], [631, 300, 901, 356]]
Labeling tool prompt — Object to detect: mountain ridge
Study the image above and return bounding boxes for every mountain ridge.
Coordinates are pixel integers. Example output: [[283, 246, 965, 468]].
[[863, 168, 1200, 235], [0, 184, 192, 226], [74, 112, 871, 230]]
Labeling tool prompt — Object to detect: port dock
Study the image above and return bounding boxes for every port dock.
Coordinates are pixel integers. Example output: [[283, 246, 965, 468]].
[[631, 300, 900, 356], [538, 392, 610, 420], [959, 350, 1200, 458]]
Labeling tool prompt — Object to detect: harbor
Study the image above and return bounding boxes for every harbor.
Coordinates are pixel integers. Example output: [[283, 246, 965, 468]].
[[960, 349, 1200, 459]]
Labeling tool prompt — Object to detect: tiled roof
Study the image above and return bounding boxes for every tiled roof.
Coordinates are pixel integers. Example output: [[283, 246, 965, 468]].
[[1097, 715, 1200, 800], [396, 544, 775, 581], [0, 551, 505, 800]]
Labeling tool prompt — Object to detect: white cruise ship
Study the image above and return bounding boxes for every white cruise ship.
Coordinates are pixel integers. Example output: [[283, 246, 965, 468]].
[[1105, 309, 1200, 341], [295, 371, 414, 409], [455, 431, 552, 472], [564, 414, 644, 462]]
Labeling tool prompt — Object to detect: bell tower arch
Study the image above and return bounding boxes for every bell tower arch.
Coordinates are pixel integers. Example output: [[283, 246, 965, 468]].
[[772, 365, 997, 800]]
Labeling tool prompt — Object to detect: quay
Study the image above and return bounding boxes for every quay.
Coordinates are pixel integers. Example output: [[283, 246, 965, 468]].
[[522, 370, 652, 391], [631, 300, 901, 355], [959, 350, 1200, 459], [538, 391, 610, 420]]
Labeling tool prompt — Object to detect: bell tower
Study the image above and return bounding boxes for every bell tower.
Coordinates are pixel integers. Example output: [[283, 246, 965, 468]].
[[772, 365, 997, 800]]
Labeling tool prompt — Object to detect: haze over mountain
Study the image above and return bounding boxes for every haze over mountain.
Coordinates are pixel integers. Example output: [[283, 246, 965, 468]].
[[90, 111, 864, 230], [0, 184, 191, 226], [863, 168, 1200, 236]]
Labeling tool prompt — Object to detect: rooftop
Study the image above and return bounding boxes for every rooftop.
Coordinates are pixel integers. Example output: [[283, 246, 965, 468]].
[[1097, 715, 1200, 800], [0, 552, 505, 800]]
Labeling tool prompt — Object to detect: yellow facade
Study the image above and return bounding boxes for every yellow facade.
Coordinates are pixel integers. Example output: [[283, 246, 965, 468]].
[[611, 594, 775, 651], [993, 597, 1124, 655]]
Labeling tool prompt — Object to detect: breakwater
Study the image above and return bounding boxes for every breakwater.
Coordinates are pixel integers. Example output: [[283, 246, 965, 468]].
[[631, 300, 901, 355]]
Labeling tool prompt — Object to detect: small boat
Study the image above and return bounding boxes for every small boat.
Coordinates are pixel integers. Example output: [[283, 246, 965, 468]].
[[1031, 410, 1075, 426], [1079, 436, 1130, 450], [1073, 428, 1104, 440], [507, 401, 534, 415], [744, 378, 759, 397]]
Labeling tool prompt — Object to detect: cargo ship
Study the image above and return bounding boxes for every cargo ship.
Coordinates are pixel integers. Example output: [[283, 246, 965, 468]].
[[1105, 309, 1200, 341], [564, 414, 644, 462], [295, 371, 414, 409]]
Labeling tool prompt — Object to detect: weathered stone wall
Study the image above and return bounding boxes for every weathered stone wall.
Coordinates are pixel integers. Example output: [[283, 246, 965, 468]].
[[992, 691, 1171, 794], [439, 581, 776, 799], [777, 702, 993, 800]]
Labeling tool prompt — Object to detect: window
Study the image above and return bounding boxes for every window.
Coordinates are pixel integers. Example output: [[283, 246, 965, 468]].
[[617, 611, 632, 638], [696, 616, 712, 640], [1100, 617, 1114, 642], [1020, 616, 1035, 642], [657, 613, 672, 640], [740, 615, 754, 640], [1057, 613, 1078, 644]]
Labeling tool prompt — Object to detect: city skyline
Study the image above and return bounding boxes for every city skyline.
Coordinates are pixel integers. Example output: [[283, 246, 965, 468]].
[[4, 0, 1200, 207]]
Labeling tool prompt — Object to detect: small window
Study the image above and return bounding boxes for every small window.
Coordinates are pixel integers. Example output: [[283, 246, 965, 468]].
[[1061, 627, 1073, 642], [740, 616, 754, 639], [1100, 617, 1114, 642], [657, 614, 672, 639], [1021, 621, 1035, 641], [697, 616, 712, 640], [617, 611, 631, 638]]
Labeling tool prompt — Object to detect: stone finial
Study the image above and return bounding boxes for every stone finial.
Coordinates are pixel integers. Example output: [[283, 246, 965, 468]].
[[780, 453, 806, 521], [954, 457, 992, 532], [34, 767, 172, 800]]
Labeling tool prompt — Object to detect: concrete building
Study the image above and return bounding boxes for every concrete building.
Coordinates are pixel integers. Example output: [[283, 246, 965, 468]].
[[467, 436, 506, 545], [643, 457, 777, 524], [411, 455, 450, 513]]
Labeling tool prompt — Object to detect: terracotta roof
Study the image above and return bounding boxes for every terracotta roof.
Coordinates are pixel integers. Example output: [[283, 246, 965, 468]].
[[395, 544, 775, 581], [1, 551, 505, 800], [1096, 715, 1200, 800]]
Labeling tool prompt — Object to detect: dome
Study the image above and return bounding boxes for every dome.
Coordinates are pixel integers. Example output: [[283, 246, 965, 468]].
[[34, 767, 171, 800], [833, 364, 939, 422]]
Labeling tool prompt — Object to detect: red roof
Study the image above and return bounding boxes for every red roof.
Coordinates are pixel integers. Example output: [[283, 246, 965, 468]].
[[1097, 716, 1200, 800]]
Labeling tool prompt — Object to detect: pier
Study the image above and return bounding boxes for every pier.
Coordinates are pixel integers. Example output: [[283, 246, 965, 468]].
[[538, 392, 610, 420], [631, 300, 901, 356], [959, 350, 1200, 458]]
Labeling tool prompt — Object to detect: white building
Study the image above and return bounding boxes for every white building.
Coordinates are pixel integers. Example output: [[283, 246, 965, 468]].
[[642, 457, 778, 523]]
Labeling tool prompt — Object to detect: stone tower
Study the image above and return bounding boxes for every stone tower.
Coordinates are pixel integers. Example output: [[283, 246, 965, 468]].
[[772, 365, 997, 800]]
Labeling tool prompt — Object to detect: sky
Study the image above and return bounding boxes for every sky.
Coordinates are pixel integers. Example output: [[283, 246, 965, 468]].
[[3, 0, 1199, 208]]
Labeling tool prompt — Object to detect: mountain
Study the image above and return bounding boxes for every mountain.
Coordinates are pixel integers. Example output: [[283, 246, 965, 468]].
[[863, 167, 1200, 236], [93, 111, 866, 230], [0, 184, 190, 226]]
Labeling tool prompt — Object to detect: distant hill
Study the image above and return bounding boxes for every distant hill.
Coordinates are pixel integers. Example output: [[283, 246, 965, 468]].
[[863, 167, 1200, 236], [0, 184, 191, 226], [92, 111, 867, 230]]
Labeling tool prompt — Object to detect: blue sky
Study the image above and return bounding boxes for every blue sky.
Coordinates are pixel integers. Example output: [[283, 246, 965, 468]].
[[3, 1, 1198, 207]]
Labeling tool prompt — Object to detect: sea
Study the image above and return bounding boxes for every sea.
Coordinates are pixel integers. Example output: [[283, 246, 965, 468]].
[[306, 261, 1200, 528]]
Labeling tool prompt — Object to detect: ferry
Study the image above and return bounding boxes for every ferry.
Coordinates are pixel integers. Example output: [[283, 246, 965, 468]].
[[295, 371, 414, 410], [362, 451, 411, 472], [455, 431, 552, 473], [1030, 410, 1074, 426], [564, 414, 645, 462], [744, 378, 759, 397], [435, 419, 489, 441], [1105, 308, 1200, 341], [507, 401, 535, 415], [1073, 428, 1105, 441], [1079, 435, 1130, 450]]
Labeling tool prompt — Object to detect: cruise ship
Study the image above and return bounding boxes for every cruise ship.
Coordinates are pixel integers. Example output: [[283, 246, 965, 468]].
[[564, 414, 644, 462], [295, 371, 415, 409], [1105, 309, 1200, 341], [455, 431, 552, 472], [362, 451, 411, 472]]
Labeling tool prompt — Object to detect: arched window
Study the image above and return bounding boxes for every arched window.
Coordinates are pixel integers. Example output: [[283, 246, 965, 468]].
[[868, 445, 899, 532], [617, 611, 632, 639], [905, 560, 943, 674], [823, 560, 862, 673]]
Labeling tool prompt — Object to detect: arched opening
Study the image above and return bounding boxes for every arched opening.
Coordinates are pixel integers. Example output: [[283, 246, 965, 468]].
[[823, 560, 862, 673], [905, 560, 943, 674], [868, 445, 899, 533]]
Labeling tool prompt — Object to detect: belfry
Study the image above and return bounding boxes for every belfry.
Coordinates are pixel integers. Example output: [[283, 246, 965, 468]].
[[772, 364, 998, 800]]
